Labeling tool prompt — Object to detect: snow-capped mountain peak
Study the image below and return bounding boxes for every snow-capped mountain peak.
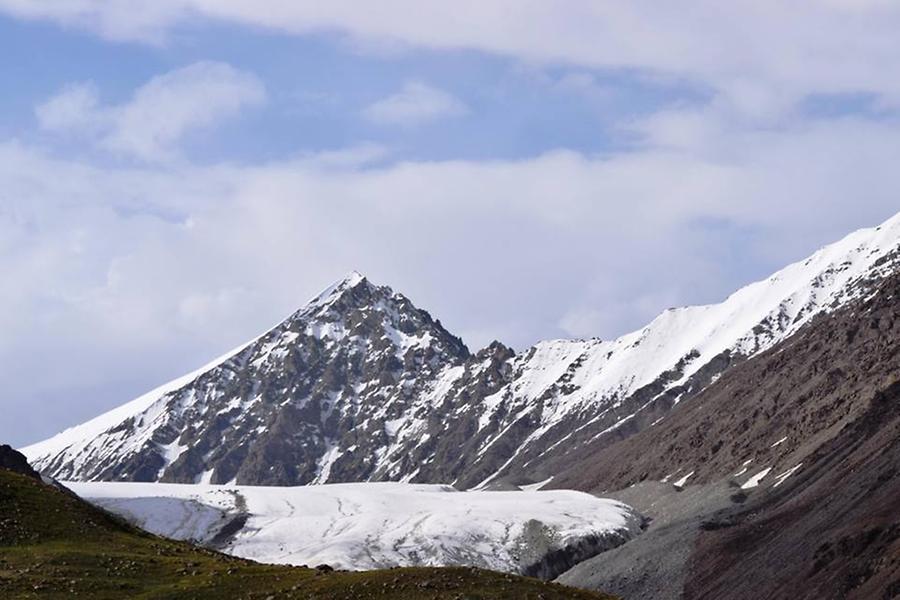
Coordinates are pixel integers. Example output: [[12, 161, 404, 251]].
[[24, 271, 469, 485], [23, 213, 900, 489], [304, 270, 368, 310]]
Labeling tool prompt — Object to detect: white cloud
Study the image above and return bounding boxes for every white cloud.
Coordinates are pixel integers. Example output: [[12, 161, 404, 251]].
[[0, 0, 187, 43], [8, 2, 900, 115], [363, 82, 467, 127], [551, 72, 615, 102], [35, 82, 103, 133], [36, 61, 266, 161]]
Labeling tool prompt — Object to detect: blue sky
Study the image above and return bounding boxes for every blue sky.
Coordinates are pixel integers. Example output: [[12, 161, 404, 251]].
[[0, 14, 704, 165], [2, 2, 900, 447]]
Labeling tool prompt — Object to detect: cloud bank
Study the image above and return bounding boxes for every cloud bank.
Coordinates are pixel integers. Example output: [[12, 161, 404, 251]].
[[7, 1, 900, 110], [2, 4, 899, 447]]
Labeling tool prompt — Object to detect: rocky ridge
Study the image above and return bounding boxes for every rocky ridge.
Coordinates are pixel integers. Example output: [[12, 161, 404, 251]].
[[556, 255, 900, 600]]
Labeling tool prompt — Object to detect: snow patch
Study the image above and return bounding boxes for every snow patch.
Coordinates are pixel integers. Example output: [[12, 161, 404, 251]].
[[773, 464, 803, 487], [312, 442, 343, 484], [672, 471, 695, 488], [519, 477, 554, 492], [733, 459, 753, 477], [741, 467, 773, 489]]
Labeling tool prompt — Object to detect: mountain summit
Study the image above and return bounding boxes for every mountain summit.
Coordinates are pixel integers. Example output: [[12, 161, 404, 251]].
[[23, 213, 900, 489], [25, 272, 470, 484]]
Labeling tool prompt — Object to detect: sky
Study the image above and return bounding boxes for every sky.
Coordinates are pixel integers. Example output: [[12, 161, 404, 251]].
[[3, 2, 900, 447]]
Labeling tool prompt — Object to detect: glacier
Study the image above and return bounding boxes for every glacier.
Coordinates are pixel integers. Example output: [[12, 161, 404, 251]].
[[66, 480, 642, 578]]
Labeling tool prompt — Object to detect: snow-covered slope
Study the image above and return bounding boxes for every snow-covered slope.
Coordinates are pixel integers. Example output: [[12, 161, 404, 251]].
[[24, 213, 900, 488], [456, 213, 900, 486], [66, 481, 641, 577], [22, 335, 268, 472]]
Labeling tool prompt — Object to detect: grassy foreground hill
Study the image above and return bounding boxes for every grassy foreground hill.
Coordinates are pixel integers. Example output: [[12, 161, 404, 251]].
[[0, 456, 615, 600]]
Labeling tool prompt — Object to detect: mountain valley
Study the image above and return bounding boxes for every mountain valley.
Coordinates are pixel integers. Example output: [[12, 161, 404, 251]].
[[13, 212, 900, 599]]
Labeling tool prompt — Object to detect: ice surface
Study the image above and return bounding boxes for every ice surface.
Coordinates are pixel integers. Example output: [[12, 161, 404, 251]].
[[67, 481, 641, 573]]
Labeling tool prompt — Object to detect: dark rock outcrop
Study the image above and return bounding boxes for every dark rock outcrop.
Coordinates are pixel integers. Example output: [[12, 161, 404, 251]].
[[0, 444, 40, 480]]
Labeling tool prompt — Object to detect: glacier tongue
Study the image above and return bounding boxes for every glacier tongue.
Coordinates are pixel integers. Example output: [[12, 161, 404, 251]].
[[66, 480, 643, 578], [22, 212, 900, 489]]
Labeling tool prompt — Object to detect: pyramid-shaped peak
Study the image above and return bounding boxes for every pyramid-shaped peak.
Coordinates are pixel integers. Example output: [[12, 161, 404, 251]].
[[331, 269, 369, 291], [341, 270, 366, 287], [305, 270, 373, 308], [296, 271, 470, 355]]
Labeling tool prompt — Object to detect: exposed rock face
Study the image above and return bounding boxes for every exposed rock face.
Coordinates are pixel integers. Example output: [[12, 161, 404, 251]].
[[520, 526, 649, 582], [21, 214, 900, 495]]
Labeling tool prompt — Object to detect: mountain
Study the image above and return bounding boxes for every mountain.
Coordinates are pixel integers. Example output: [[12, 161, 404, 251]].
[[0, 447, 618, 600], [556, 244, 900, 600], [23, 214, 900, 491], [25, 272, 471, 485]]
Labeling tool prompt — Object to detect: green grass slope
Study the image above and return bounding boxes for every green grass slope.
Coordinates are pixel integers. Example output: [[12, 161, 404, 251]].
[[0, 468, 615, 599]]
